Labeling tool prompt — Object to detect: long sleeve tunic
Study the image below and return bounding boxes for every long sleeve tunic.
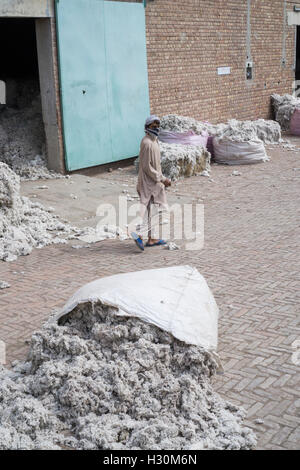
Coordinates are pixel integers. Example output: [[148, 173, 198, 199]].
[[137, 133, 167, 208]]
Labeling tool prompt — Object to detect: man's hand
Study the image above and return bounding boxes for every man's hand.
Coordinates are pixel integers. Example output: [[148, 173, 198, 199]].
[[163, 178, 171, 187]]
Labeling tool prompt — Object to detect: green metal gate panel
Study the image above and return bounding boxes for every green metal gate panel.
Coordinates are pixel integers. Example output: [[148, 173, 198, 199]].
[[104, 2, 150, 161], [55, 0, 111, 170], [55, 0, 150, 171]]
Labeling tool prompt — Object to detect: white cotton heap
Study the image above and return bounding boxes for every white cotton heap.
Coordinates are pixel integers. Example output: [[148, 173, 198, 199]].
[[165, 242, 180, 251], [0, 82, 64, 181], [159, 114, 281, 167], [78, 225, 129, 243], [0, 160, 20, 209], [161, 114, 281, 144], [211, 120, 280, 165], [159, 142, 210, 181], [0, 281, 10, 289], [0, 162, 78, 262], [271, 93, 300, 131], [0, 303, 257, 450], [0, 163, 131, 262], [134, 142, 210, 181], [160, 115, 215, 135], [212, 119, 281, 144]]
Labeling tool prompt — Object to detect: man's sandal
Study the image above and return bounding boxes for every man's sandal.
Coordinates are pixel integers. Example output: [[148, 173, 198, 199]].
[[145, 240, 167, 247], [131, 232, 145, 251]]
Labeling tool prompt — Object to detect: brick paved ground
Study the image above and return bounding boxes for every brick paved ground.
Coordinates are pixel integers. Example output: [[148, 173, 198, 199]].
[[0, 139, 299, 449]]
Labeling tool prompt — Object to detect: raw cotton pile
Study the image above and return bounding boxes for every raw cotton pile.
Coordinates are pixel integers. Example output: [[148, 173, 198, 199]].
[[0, 161, 130, 261], [78, 224, 128, 243], [0, 281, 10, 289], [0, 302, 257, 450], [135, 141, 210, 181], [0, 161, 130, 262], [160, 114, 280, 166], [161, 114, 281, 144], [159, 142, 210, 180], [213, 119, 281, 144], [271, 93, 300, 131], [0, 162, 76, 262], [0, 81, 63, 181], [161, 114, 214, 135], [211, 119, 279, 165]]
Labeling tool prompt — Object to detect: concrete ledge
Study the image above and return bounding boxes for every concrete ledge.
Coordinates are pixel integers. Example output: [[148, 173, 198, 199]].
[[0, 0, 54, 18]]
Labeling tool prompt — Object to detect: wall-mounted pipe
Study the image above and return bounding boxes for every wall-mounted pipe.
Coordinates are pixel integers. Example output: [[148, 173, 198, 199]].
[[246, 0, 251, 62], [282, 0, 287, 66]]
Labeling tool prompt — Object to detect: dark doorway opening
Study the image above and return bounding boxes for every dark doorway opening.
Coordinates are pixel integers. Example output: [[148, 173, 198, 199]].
[[0, 18, 48, 178], [0, 18, 40, 107], [295, 26, 300, 86]]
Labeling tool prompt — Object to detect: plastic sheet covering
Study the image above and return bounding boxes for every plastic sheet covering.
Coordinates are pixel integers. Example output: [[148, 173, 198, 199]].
[[56, 265, 219, 352], [290, 108, 300, 136], [212, 137, 269, 165], [159, 130, 209, 148]]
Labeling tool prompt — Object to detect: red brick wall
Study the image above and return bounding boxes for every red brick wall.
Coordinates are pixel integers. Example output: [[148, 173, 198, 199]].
[[143, 0, 296, 123], [110, 0, 296, 123]]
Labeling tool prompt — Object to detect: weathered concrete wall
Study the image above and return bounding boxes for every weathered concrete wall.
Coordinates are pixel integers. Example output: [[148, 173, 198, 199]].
[[0, 0, 54, 17], [49, 15, 65, 172], [0, 80, 5, 104]]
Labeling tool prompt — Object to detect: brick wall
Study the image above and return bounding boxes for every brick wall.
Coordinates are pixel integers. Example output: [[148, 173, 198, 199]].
[[112, 0, 296, 123]]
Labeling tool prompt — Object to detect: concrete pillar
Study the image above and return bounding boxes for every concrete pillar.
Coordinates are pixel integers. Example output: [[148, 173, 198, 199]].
[[0, 80, 6, 105], [35, 18, 65, 173]]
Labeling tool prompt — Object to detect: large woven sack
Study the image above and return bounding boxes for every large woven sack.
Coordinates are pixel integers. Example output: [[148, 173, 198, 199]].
[[290, 108, 300, 136], [212, 137, 268, 165]]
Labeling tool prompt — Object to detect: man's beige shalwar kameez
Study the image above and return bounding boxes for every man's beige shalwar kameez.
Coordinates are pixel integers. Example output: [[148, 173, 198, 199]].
[[136, 133, 168, 238], [137, 133, 167, 208]]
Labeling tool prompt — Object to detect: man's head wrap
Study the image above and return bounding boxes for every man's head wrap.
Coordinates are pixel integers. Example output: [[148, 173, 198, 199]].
[[145, 115, 160, 128]]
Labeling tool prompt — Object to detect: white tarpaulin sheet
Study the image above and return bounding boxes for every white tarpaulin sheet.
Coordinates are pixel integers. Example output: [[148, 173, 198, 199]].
[[56, 265, 219, 352]]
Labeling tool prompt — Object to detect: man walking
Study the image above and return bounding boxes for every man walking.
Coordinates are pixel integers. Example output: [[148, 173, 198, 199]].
[[131, 115, 171, 251]]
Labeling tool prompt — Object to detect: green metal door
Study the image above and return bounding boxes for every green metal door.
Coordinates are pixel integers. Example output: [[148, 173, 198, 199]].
[[104, 1, 150, 162], [55, 0, 150, 171]]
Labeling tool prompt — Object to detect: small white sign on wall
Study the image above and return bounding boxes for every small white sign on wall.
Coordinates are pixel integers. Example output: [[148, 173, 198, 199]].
[[217, 66, 231, 75], [288, 11, 300, 26]]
